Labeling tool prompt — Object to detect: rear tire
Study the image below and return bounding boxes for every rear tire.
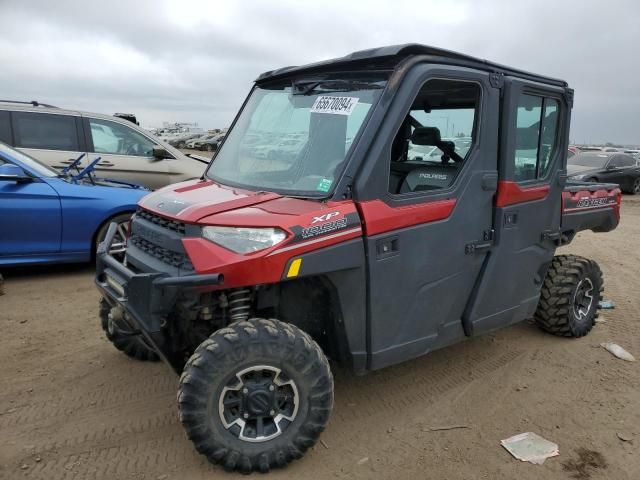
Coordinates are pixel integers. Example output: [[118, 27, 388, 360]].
[[629, 177, 640, 195], [534, 255, 603, 337], [99, 299, 159, 361], [178, 318, 333, 473]]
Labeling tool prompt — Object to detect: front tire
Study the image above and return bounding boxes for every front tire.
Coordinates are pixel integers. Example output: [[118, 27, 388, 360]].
[[178, 318, 333, 473], [98, 299, 159, 361], [534, 255, 603, 337], [95, 213, 132, 261], [629, 177, 640, 195]]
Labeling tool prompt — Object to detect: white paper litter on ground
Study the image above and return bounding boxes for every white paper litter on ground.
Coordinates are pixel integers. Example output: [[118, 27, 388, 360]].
[[601, 343, 636, 362], [501, 432, 559, 465]]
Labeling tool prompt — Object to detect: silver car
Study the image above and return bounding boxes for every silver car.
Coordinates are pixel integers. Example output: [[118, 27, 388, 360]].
[[0, 100, 209, 189]]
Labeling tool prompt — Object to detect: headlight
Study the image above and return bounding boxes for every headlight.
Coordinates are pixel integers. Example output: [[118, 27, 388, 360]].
[[202, 226, 287, 254], [571, 174, 586, 180]]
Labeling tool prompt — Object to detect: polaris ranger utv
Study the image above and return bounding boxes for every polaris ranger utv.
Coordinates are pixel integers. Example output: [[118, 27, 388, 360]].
[[96, 44, 621, 473]]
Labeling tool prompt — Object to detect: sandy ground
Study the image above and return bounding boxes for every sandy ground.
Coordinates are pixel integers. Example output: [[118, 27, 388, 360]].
[[1, 199, 639, 480]]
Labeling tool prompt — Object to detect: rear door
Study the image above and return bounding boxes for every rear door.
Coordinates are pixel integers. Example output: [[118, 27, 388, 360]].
[[11, 111, 87, 171], [466, 78, 569, 333], [84, 117, 171, 189], [354, 66, 500, 370]]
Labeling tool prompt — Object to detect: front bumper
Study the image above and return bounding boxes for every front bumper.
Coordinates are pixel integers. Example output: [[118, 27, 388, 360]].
[[95, 222, 223, 371]]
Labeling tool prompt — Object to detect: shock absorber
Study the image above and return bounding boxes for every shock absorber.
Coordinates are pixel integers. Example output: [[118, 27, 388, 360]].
[[228, 288, 252, 323]]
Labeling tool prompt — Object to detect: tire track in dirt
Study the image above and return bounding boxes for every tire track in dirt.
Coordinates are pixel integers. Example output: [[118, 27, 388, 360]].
[[6, 340, 525, 479], [0, 372, 176, 429]]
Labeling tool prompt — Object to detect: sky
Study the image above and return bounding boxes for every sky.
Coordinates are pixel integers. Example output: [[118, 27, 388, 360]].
[[0, 0, 638, 145]]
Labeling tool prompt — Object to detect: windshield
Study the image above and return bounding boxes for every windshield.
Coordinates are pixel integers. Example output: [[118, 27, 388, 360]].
[[206, 74, 387, 196], [0, 142, 59, 177], [569, 153, 609, 168]]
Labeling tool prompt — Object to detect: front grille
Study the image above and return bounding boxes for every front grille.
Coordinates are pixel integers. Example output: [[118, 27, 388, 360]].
[[130, 235, 193, 271], [136, 209, 186, 235]]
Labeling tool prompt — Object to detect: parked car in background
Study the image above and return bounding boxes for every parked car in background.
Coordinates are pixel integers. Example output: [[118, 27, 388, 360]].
[[185, 133, 220, 150], [0, 100, 209, 190], [568, 152, 640, 194], [568, 145, 580, 158], [167, 131, 204, 149], [0, 142, 149, 266], [201, 133, 225, 152]]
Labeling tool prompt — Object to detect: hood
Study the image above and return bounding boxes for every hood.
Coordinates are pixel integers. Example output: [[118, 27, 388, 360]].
[[567, 164, 602, 176], [139, 180, 283, 222]]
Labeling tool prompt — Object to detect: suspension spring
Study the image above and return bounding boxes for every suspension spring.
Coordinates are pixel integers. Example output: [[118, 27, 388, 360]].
[[228, 288, 252, 323]]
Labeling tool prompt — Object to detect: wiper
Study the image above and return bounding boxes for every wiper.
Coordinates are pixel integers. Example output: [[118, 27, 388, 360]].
[[72, 156, 101, 185], [62, 153, 86, 175], [291, 79, 383, 95]]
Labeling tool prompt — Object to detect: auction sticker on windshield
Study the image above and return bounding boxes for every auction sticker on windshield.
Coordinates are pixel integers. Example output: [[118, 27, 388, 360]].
[[311, 96, 359, 115], [316, 178, 333, 192]]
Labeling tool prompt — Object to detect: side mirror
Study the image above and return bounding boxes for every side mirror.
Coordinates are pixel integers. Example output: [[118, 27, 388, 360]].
[[606, 164, 618, 170], [0, 164, 31, 182], [152, 145, 171, 160]]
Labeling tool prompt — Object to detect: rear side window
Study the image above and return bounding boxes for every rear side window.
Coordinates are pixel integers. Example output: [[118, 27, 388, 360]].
[[611, 155, 635, 167], [0, 111, 11, 144], [12, 112, 80, 151], [88, 118, 155, 157], [514, 94, 560, 181]]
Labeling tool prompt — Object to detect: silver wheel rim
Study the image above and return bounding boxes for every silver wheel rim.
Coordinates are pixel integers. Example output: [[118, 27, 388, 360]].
[[572, 278, 594, 321], [218, 365, 299, 443], [107, 220, 129, 256], [634, 179, 640, 194]]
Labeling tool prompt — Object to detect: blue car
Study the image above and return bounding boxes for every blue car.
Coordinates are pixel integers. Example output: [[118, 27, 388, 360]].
[[0, 142, 148, 266]]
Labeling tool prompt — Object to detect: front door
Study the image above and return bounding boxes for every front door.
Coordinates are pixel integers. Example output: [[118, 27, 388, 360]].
[[355, 68, 500, 370], [0, 170, 61, 256], [84, 117, 171, 189]]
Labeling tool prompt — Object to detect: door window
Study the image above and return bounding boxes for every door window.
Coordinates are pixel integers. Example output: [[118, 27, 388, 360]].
[[514, 94, 560, 181], [609, 155, 635, 168], [388, 79, 480, 194], [89, 118, 155, 157], [12, 112, 80, 151], [0, 111, 11, 144]]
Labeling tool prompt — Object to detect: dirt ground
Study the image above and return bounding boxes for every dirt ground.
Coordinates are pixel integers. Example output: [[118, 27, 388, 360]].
[[1, 199, 639, 480]]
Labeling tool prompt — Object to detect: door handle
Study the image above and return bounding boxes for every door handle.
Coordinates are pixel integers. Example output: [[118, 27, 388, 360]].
[[481, 172, 498, 191], [375, 236, 399, 259], [465, 229, 495, 255]]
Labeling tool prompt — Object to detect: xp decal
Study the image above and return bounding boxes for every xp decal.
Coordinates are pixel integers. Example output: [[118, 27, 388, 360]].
[[291, 212, 361, 242]]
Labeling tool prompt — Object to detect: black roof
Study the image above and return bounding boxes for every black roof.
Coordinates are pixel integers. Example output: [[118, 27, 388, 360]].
[[256, 43, 567, 88]]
